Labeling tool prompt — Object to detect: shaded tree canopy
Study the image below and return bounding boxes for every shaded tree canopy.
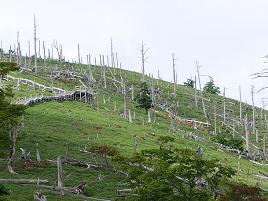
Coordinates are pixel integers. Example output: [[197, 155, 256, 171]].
[[135, 82, 152, 112], [114, 145, 236, 201], [203, 79, 220, 95], [184, 78, 195, 88], [0, 62, 26, 157]]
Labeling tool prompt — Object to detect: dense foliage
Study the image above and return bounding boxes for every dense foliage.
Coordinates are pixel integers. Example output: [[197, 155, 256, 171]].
[[135, 82, 153, 112], [0, 62, 26, 157], [184, 78, 195, 88], [213, 134, 244, 151], [203, 79, 220, 95], [219, 182, 266, 201], [114, 138, 235, 201]]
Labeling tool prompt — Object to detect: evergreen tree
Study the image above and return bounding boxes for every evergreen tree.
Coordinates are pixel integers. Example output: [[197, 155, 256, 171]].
[[135, 82, 152, 112], [203, 79, 220, 95], [184, 78, 195, 88], [0, 62, 26, 173]]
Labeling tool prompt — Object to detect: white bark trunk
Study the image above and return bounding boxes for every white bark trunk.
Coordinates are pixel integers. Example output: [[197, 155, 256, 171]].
[[57, 156, 64, 188]]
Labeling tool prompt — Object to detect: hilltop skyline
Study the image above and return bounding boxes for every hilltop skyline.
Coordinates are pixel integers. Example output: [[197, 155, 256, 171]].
[[1, 0, 268, 107]]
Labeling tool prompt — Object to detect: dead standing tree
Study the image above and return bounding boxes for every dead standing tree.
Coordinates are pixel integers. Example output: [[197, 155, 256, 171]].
[[196, 61, 207, 119], [251, 85, 256, 134], [172, 53, 176, 96], [140, 41, 149, 82], [7, 117, 25, 174], [33, 14, 38, 72], [53, 40, 63, 62]]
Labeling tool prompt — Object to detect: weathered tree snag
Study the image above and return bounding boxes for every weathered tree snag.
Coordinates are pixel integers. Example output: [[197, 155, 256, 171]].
[[7, 118, 24, 174], [38, 40, 41, 58], [172, 53, 176, 96], [148, 110, 151, 123], [36, 143, 41, 162], [194, 76, 198, 108], [102, 55, 107, 89], [33, 14, 37, 72], [115, 52, 119, 68], [28, 41, 31, 66], [77, 43, 81, 64], [239, 86, 242, 122], [0, 179, 48, 184], [214, 100, 217, 134], [131, 84, 134, 101], [245, 115, 250, 158], [113, 99, 116, 113], [223, 87, 226, 123], [132, 136, 138, 156], [20, 148, 31, 161], [110, 38, 115, 68], [251, 85, 256, 133], [196, 61, 207, 118], [263, 135, 266, 160], [128, 109, 132, 123], [57, 156, 64, 188], [123, 82, 127, 118], [140, 41, 149, 82]]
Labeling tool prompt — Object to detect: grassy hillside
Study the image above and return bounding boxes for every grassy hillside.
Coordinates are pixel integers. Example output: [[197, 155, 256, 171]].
[[0, 56, 268, 200]]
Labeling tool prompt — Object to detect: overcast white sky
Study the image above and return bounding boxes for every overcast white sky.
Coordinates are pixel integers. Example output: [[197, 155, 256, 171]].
[[1, 0, 268, 107]]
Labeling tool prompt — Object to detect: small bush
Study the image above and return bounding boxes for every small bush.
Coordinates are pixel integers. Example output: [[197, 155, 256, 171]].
[[213, 134, 244, 151]]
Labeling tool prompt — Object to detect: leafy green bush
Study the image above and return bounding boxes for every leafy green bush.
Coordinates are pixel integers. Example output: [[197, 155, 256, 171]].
[[213, 134, 244, 151]]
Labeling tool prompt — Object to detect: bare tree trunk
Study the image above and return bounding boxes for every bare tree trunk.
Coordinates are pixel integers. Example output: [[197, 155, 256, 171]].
[[51, 43, 53, 60], [172, 53, 176, 95], [131, 84, 134, 101], [115, 52, 119, 68], [123, 82, 127, 118], [36, 143, 41, 162], [43, 41, 46, 68], [113, 99, 116, 113], [34, 14, 37, 72], [194, 76, 198, 108], [9, 45, 12, 62], [223, 87, 226, 123], [102, 55, 107, 89], [132, 136, 138, 156], [128, 109, 132, 123], [239, 86, 242, 123], [256, 129, 259, 143], [245, 115, 250, 158], [263, 135, 266, 160], [17, 32, 22, 66], [196, 61, 207, 118], [110, 38, 114, 68], [96, 89, 99, 112], [141, 41, 148, 82], [77, 44, 81, 64], [7, 126, 19, 174], [57, 156, 64, 188], [214, 100, 217, 135], [28, 41, 31, 66], [251, 85, 256, 133], [148, 110, 151, 123], [38, 40, 41, 58]]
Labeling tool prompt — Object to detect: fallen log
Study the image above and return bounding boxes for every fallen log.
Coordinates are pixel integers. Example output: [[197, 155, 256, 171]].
[[259, 171, 268, 177], [46, 158, 102, 169], [62, 158, 103, 169], [117, 189, 132, 197], [0, 179, 48, 185], [37, 185, 111, 201]]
